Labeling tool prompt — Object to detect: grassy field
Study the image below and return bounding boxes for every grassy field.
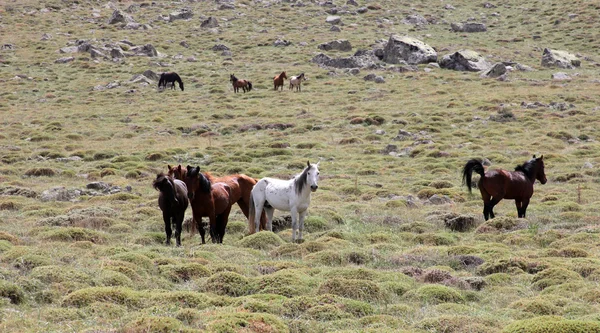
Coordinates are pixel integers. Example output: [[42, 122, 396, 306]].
[[1, 0, 600, 332]]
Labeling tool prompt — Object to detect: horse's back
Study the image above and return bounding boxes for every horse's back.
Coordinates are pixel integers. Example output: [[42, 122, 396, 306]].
[[481, 169, 533, 199]]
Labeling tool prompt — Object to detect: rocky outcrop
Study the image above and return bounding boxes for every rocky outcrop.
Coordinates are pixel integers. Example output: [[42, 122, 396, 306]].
[[451, 22, 487, 32], [169, 8, 193, 22], [130, 44, 158, 57], [312, 50, 378, 69], [439, 50, 491, 71], [318, 39, 352, 52], [480, 63, 506, 78], [541, 48, 580, 69], [382, 35, 437, 65], [108, 9, 134, 24], [201, 17, 219, 28]]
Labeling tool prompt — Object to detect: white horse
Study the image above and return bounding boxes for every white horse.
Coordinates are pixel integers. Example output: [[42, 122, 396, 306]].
[[248, 161, 319, 242], [289, 73, 306, 92]]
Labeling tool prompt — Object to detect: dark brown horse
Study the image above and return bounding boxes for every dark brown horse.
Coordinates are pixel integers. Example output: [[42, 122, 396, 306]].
[[183, 166, 234, 244], [230, 74, 252, 93], [153, 173, 188, 246], [168, 164, 267, 234], [158, 72, 184, 91], [273, 71, 287, 91], [462, 155, 547, 220]]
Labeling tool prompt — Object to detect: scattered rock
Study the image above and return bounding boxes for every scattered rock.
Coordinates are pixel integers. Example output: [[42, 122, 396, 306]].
[[111, 48, 125, 59], [444, 4, 456, 10], [330, 25, 341, 32], [108, 9, 134, 25], [201, 16, 219, 28], [55, 57, 75, 64], [425, 194, 454, 205], [402, 14, 428, 26], [480, 63, 506, 78], [381, 144, 397, 155], [41, 33, 52, 41], [515, 63, 535, 72], [326, 16, 341, 24], [444, 214, 478, 232], [382, 35, 437, 65], [130, 74, 154, 85], [451, 22, 487, 32], [60, 46, 79, 53], [142, 70, 159, 81], [212, 44, 229, 51], [273, 39, 292, 47], [312, 50, 378, 69], [1, 44, 15, 50], [0, 186, 38, 198], [439, 50, 491, 71], [552, 72, 571, 80], [318, 39, 352, 52], [357, 7, 368, 14], [541, 48, 580, 69], [347, 0, 358, 5], [130, 44, 158, 57], [40, 187, 82, 202], [219, 4, 235, 10], [90, 49, 107, 59], [169, 8, 194, 22], [87, 182, 110, 191]]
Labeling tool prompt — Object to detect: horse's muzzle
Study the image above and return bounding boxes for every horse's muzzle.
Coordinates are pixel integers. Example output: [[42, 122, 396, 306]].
[[541, 178, 547, 184], [311, 185, 318, 192]]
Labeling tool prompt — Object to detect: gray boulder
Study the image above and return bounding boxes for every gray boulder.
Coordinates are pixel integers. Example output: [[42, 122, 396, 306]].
[[541, 48, 580, 69], [326, 16, 341, 24], [480, 63, 506, 78], [108, 9, 134, 24], [439, 50, 491, 71], [402, 14, 428, 26], [212, 44, 229, 51], [41, 33, 52, 41], [330, 25, 341, 32], [130, 44, 158, 57], [169, 8, 193, 22], [318, 39, 352, 51], [451, 22, 487, 32], [111, 48, 125, 58], [552, 72, 571, 80], [312, 50, 378, 69], [143, 70, 160, 81], [201, 16, 219, 28], [59, 46, 79, 53], [55, 57, 75, 64], [40, 187, 82, 202], [273, 39, 292, 47], [90, 48, 108, 59], [382, 35, 437, 65]]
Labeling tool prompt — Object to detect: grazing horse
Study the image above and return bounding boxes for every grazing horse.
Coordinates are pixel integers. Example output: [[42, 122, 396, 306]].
[[289, 73, 306, 92], [462, 155, 547, 221], [184, 166, 234, 244], [167, 165, 267, 234], [230, 74, 253, 93], [248, 161, 320, 242], [158, 72, 184, 91], [153, 173, 188, 246], [273, 71, 287, 91]]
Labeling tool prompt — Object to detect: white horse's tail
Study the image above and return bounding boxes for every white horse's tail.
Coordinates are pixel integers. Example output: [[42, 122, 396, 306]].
[[248, 191, 256, 235]]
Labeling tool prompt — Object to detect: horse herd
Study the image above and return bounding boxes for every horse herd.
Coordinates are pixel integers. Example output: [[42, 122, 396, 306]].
[[153, 161, 320, 246], [153, 155, 547, 246], [157, 72, 307, 93]]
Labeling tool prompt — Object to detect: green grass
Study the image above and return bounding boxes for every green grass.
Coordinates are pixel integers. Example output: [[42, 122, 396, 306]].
[[1, 0, 600, 331]]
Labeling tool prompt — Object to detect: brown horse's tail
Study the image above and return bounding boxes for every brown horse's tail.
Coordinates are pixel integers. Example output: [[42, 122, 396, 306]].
[[462, 159, 485, 193]]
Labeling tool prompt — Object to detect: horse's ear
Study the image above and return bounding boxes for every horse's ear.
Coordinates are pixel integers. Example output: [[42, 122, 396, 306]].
[[186, 165, 193, 173], [194, 166, 200, 175], [532, 154, 536, 159], [307, 160, 311, 168], [168, 165, 172, 170], [177, 165, 182, 172], [540, 155, 544, 160], [316, 161, 320, 167]]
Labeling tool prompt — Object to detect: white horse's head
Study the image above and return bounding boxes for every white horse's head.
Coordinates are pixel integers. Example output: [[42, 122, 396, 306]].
[[306, 160, 320, 192]]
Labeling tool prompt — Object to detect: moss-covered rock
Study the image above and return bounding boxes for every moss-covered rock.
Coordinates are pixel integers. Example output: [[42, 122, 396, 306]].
[[502, 316, 600, 333], [203, 271, 253, 297], [239, 231, 285, 250]]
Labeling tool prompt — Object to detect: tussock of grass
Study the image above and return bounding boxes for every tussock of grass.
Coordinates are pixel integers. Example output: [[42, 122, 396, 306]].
[[405, 285, 464, 304], [531, 268, 582, 290], [203, 272, 253, 297], [122, 316, 184, 333], [255, 270, 314, 297], [317, 278, 386, 303], [205, 312, 288, 333], [39, 227, 106, 243], [158, 263, 211, 282], [62, 287, 141, 308], [502, 316, 600, 333], [0, 280, 25, 304], [239, 232, 285, 250]]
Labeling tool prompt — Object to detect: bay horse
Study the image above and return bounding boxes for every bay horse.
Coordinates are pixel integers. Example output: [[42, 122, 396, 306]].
[[153, 173, 188, 246], [289, 73, 306, 92], [230, 74, 252, 93], [184, 166, 234, 244], [462, 155, 547, 221], [167, 165, 267, 235], [273, 71, 287, 91], [158, 72, 184, 91], [248, 161, 320, 243]]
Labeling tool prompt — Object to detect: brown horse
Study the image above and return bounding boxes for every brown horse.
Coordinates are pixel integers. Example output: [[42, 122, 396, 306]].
[[183, 166, 234, 243], [230, 74, 253, 93], [153, 173, 188, 246], [462, 155, 547, 220], [168, 165, 267, 235], [273, 71, 287, 91]]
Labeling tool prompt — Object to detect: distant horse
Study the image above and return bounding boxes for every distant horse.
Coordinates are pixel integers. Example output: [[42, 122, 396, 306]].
[[248, 161, 320, 242], [230, 74, 252, 93], [184, 166, 234, 244], [462, 155, 547, 221], [273, 71, 287, 91], [153, 173, 188, 246], [168, 165, 267, 236], [158, 72, 184, 91], [289, 73, 306, 92]]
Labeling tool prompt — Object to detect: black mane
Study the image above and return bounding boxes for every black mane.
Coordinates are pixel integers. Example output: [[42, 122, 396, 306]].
[[153, 173, 176, 202], [188, 166, 212, 193], [514, 159, 537, 181], [294, 164, 311, 195]]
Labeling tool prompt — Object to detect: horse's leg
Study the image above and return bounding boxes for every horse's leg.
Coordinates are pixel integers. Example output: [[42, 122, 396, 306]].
[[163, 211, 172, 245], [175, 212, 183, 247], [488, 195, 504, 219], [208, 212, 217, 243], [521, 198, 530, 218], [220, 205, 232, 243], [480, 190, 491, 221], [515, 200, 523, 218], [264, 206, 275, 232], [195, 215, 206, 244], [254, 199, 265, 234], [298, 210, 308, 242], [290, 208, 298, 242]]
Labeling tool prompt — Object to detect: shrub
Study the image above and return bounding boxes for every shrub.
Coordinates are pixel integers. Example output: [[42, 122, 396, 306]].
[[203, 272, 253, 297], [444, 214, 478, 232], [405, 285, 464, 304], [239, 232, 284, 250], [502, 316, 600, 333], [429, 180, 455, 189], [158, 263, 211, 282], [304, 216, 330, 232], [317, 278, 386, 303], [122, 316, 183, 333], [532, 268, 582, 290], [0, 280, 25, 304], [282, 294, 373, 319], [423, 269, 453, 283], [62, 287, 140, 308], [477, 258, 528, 275], [111, 252, 153, 270]]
